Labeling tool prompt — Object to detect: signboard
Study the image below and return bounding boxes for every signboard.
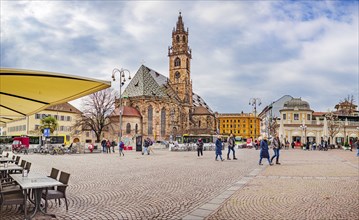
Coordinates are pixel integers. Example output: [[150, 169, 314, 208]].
[[43, 128, 50, 137]]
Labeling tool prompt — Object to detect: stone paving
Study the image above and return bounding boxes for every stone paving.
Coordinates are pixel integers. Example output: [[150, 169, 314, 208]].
[[1, 148, 358, 220]]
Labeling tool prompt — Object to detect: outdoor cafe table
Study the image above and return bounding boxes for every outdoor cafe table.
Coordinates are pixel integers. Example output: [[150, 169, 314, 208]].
[[10, 173, 64, 219], [0, 158, 14, 163], [0, 163, 23, 178]]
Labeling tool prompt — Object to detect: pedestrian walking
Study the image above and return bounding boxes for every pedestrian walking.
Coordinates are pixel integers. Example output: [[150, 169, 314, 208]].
[[355, 139, 359, 157], [259, 136, 272, 165], [119, 140, 124, 156], [111, 140, 116, 153], [285, 140, 290, 150], [106, 140, 111, 153], [215, 136, 224, 161], [101, 139, 107, 153], [227, 133, 237, 160], [270, 135, 281, 165], [142, 137, 151, 155], [196, 138, 204, 157]]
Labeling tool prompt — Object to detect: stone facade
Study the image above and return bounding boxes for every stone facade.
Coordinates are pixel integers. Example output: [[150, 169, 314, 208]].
[[113, 13, 216, 142]]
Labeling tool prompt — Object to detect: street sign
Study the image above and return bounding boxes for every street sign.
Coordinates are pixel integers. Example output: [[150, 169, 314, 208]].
[[44, 128, 50, 137]]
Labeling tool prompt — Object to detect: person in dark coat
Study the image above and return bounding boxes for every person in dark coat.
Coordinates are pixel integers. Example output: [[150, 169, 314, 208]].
[[259, 136, 272, 165], [215, 136, 224, 161], [196, 138, 204, 157]]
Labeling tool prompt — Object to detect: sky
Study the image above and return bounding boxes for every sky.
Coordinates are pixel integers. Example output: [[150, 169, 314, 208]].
[[1, 0, 358, 114]]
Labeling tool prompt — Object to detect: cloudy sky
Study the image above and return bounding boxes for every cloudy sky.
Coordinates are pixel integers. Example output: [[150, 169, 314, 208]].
[[1, 1, 358, 113]]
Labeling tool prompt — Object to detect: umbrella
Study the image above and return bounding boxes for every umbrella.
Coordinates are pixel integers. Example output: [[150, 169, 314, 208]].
[[0, 68, 111, 118]]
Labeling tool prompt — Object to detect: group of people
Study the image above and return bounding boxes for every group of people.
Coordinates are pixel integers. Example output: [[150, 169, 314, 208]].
[[195, 133, 282, 165], [100, 139, 116, 153], [196, 133, 238, 161], [100, 139, 125, 156]]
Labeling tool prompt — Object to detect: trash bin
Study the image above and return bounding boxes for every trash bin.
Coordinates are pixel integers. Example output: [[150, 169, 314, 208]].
[[136, 136, 142, 152]]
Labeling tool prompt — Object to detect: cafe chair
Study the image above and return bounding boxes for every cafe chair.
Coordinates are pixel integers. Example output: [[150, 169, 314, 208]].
[[42, 171, 71, 212], [5, 153, 9, 158], [13, 160, 26, 174], [0, 181, 27, 218], [24, 162, 31, 174], [48, 168, 60, 180], [14, 156, 21, 165]]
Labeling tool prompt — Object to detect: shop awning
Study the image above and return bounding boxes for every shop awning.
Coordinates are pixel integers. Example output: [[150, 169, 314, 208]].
[[0, 68, 111, 118]]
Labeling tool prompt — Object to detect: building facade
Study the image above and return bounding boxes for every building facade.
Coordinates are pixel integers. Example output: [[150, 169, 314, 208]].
[[278, 98, 359, 147], [217, 113, 260, 139], [112, 13, 216, 143], [1, 103, 82, 143]]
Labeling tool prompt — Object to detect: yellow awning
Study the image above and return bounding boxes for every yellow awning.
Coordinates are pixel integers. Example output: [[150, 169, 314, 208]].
[[0, 68, 111, 117]]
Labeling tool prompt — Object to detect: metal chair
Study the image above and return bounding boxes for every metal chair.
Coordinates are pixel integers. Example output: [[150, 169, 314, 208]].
[[42, 171, 70, 212]]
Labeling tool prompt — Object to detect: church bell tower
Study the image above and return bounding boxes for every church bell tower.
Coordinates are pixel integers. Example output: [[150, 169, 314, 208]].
[[168, 12, 193, 107]]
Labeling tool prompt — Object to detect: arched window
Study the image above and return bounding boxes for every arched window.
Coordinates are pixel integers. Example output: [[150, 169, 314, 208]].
[[176, 35, 180, 43], [135, 124, 138, 134], [148, 105, 153, 135], [186, 58, 189, 70], [183, 36, 186, 42], [198, 120, 201, 127], [161, 108, 166, 136], [126, 123, 131, 134], [174, 57, 181, 67]]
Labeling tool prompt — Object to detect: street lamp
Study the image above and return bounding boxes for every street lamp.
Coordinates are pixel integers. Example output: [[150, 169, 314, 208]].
[[249, 98, 261, 140], [112, 68, 131, 143], [300, 124, 307, 146]]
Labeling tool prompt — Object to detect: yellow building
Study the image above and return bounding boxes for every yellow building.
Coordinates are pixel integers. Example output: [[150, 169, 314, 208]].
[[217, 113, 260, 139], [1, 103, 82, 143]]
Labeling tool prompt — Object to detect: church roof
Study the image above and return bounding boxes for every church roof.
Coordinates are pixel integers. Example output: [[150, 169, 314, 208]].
[[123, 65, 214, 113], [122, 65, 180, 102], [111, 106, 141, 118], [192, 106, 211, 115], [193, 93, 214, 114]]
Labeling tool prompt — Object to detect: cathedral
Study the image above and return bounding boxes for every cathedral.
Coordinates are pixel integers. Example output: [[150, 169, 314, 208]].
[[110, 13, 216, 143]]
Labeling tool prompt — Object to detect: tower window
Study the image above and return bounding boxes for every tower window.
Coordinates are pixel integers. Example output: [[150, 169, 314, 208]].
[[186, 58, 189, 70], [183, 36, 186, 42], [176, 35, 180, 43], [174, 57, 181, 67]]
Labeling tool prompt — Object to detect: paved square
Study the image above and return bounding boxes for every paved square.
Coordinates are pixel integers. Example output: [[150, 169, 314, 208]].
[[2, 149, 358, 220]]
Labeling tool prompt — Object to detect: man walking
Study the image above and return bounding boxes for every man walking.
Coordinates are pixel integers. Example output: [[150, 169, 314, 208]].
[[227, 133, 237, 160], [271, 134, 281, 165]]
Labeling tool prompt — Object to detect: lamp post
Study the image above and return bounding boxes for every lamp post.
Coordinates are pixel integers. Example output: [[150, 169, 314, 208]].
[[300, 124, 307, 147], [112, 68, 131, 143], [249, 98, 261, 140]]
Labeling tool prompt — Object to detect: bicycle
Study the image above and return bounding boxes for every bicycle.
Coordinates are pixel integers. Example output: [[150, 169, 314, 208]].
[[49, 145, 64, 155]]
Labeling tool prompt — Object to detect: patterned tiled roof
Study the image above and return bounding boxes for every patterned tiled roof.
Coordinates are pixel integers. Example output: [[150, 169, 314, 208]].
[[123, 65, 213, 113], [122, 65, 180, 102], [193, 93, 214, 114]]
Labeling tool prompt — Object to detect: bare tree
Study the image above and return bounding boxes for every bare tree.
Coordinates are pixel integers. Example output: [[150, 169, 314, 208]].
[[325, 112, 341, 145], [73, 88, 117, 143], [268, 117, 279, 138], [337, 94, 356, 116]]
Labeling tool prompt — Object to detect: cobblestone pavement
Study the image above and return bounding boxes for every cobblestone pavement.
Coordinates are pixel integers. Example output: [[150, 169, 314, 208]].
[[2, 149, 358, 220], [205, 150, 359, 220]]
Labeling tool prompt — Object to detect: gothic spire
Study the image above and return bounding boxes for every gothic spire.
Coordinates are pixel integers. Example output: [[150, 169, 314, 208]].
[[176, 12, 184, 32]]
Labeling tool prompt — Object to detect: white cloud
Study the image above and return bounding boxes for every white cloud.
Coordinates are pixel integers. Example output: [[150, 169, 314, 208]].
[[1, 1, 358, 113]]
